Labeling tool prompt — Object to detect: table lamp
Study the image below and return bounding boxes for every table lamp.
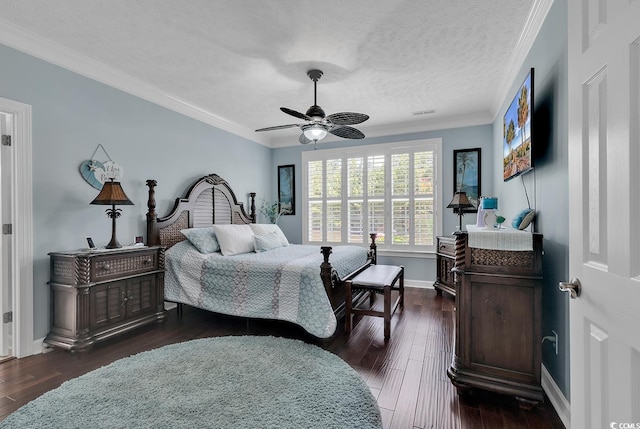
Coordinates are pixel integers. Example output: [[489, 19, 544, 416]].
[[90, 179, 134, 248], [447, 191, 474, 234]]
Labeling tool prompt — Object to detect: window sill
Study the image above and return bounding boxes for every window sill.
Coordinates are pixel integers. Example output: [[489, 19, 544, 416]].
[[376, 250, 436, 259]]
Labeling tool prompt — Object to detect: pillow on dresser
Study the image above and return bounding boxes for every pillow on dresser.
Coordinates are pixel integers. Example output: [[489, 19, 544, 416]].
[[511, 208, 536, 230], [249, 224, 289, 247], [212, 224, 255, 256], [180, 227, 220, 253]]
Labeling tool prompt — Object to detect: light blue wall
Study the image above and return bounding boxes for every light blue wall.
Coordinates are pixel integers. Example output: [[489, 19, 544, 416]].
[[0, 43, 272, 340], [272, 124, 494, 284], [491, 0, 569, 398]]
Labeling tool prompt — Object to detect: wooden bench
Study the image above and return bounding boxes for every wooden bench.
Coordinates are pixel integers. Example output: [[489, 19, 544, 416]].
[[345, 265, 404, 340]]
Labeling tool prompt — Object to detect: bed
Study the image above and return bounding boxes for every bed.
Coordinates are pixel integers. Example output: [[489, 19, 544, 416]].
[[145, 174, 376, 338]]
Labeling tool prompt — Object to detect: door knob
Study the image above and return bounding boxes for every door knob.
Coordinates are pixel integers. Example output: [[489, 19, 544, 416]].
[[559, 278, 581, 299]]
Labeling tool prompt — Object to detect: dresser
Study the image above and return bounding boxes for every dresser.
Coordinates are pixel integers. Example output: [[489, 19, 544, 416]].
[[45, 246, 168, 351], [447, 231, 544, 409], [434, 235, 459, 297]]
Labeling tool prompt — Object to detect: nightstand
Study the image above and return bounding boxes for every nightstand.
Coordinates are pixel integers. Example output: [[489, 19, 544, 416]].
[[434, 235, 457, 297], [45, 246, 168, 351]]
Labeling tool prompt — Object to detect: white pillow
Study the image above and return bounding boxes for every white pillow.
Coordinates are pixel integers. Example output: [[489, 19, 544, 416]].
[[249, 224, 289, 247], [212, 224, 255, 256], [253, 231, 282, 253]]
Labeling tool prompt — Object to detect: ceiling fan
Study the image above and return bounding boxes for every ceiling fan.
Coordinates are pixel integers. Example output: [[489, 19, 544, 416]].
[[255, 69, 369, 144]]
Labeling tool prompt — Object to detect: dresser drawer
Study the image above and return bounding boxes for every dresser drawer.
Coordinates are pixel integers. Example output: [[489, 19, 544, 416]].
[[437, 236, 456, 257], [49, 247, 161, 286], [92, 250, 158, 281]]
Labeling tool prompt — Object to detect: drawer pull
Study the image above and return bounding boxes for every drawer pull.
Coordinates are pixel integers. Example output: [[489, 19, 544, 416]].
[[99, 264, 111, 271], [143, 258, 152, 265]]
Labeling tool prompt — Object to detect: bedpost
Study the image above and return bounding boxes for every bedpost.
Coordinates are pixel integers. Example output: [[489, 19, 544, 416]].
[[320, 246, 335, 298], [249, 192, 256, 223], [146, 179, 158, 246], [369, 233, 378, 265]]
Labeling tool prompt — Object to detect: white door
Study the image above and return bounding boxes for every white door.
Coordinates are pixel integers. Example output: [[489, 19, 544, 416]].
[[567, 0, 640, 428], [0, 112, 12, 358]]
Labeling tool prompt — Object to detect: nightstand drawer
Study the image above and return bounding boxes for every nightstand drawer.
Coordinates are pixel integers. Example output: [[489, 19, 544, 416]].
[[92, 250, 158, 281], [437, 237, 456, 257]]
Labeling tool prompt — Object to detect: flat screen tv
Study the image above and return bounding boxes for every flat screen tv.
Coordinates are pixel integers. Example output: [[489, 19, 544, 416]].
[[503, 68, 533, 181]]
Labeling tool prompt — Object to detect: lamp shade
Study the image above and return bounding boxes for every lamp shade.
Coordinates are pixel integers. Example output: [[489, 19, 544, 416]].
[[90, 180, 134, 206], [446, 191, 473, 209], [303, 125, 328, 141]]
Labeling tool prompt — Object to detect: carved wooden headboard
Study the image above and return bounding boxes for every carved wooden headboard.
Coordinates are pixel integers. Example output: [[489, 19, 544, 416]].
[[146, 174, 256, 248]]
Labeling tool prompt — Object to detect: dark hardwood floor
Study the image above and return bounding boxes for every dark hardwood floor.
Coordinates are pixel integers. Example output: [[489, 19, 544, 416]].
[[0, 287, 565, 428]]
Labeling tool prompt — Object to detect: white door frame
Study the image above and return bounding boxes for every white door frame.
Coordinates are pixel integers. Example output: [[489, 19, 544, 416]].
[[0, 97, 33, 358]]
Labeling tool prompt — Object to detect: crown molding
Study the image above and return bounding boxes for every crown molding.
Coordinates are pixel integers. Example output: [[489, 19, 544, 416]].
[[490, 0, 555, 119], [0, 19, 270, 147]]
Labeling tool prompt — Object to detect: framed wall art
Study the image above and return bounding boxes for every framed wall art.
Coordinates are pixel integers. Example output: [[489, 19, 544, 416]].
[[278, 164, 295, 215], [453, 148, 481, 213]]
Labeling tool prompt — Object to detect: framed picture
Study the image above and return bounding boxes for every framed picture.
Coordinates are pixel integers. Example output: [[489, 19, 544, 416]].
[[453, 148, 481, 213], [278, 164, 295, 215]]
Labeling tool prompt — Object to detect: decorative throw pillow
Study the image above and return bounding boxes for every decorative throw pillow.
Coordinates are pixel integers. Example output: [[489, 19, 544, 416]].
[[253, 231, 282, 253], [249, 224, 289, 247], [212, 224, 255, 256], [180, 227, 220, 253], [511, 208, 536, 230]]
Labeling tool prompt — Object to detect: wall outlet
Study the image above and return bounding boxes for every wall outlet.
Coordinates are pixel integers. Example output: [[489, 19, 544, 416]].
[[542, 330, 559, 355]]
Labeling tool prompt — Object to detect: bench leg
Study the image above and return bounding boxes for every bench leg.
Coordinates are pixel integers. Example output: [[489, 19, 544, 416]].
[[384, 284, 391, 340], [399, 267, 405, 310], [345, 281, 353, 333]]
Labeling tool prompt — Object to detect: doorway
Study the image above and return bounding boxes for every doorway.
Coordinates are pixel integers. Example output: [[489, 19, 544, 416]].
[[0, 96, 33, 358], [0, 111, 12, 360]]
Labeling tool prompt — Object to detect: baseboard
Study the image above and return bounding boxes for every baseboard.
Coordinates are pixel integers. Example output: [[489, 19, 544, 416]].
[[32, 337, 53, 356], [541, 364, 570, 428], [405, 279, 434, 289]]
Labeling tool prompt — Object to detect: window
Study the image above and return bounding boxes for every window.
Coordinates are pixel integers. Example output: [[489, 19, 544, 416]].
[[302, 138, 442, 253]]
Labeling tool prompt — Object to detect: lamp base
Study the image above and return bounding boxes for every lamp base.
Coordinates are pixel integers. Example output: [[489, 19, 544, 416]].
[[451, 213, 466, 235], [105, 205, 122, 249], [105, 238, 122, 249]]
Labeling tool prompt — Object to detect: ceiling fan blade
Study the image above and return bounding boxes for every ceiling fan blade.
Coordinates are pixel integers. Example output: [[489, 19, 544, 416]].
[[281, 107, 312, 121], [299, 134, 313, 145], [326, 112, 370, 125], [255, 124, 300, 132], [329, 126, 365, 139]]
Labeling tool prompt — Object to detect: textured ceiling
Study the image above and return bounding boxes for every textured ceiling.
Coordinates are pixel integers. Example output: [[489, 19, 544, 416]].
[[0, 1, 537, 147]]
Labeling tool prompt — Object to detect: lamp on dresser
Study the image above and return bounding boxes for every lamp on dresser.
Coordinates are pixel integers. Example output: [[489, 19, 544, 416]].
[[446, 190, 474, 234], [90, 178, 134, 249]]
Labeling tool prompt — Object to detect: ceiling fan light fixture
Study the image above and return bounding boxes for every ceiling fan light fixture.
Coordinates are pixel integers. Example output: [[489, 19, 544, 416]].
[[303, 124, 328, 141], [255, 69, 368, 144]]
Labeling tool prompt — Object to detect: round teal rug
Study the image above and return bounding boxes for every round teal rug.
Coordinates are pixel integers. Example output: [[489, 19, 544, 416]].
[[0, 336, 382, 429]]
